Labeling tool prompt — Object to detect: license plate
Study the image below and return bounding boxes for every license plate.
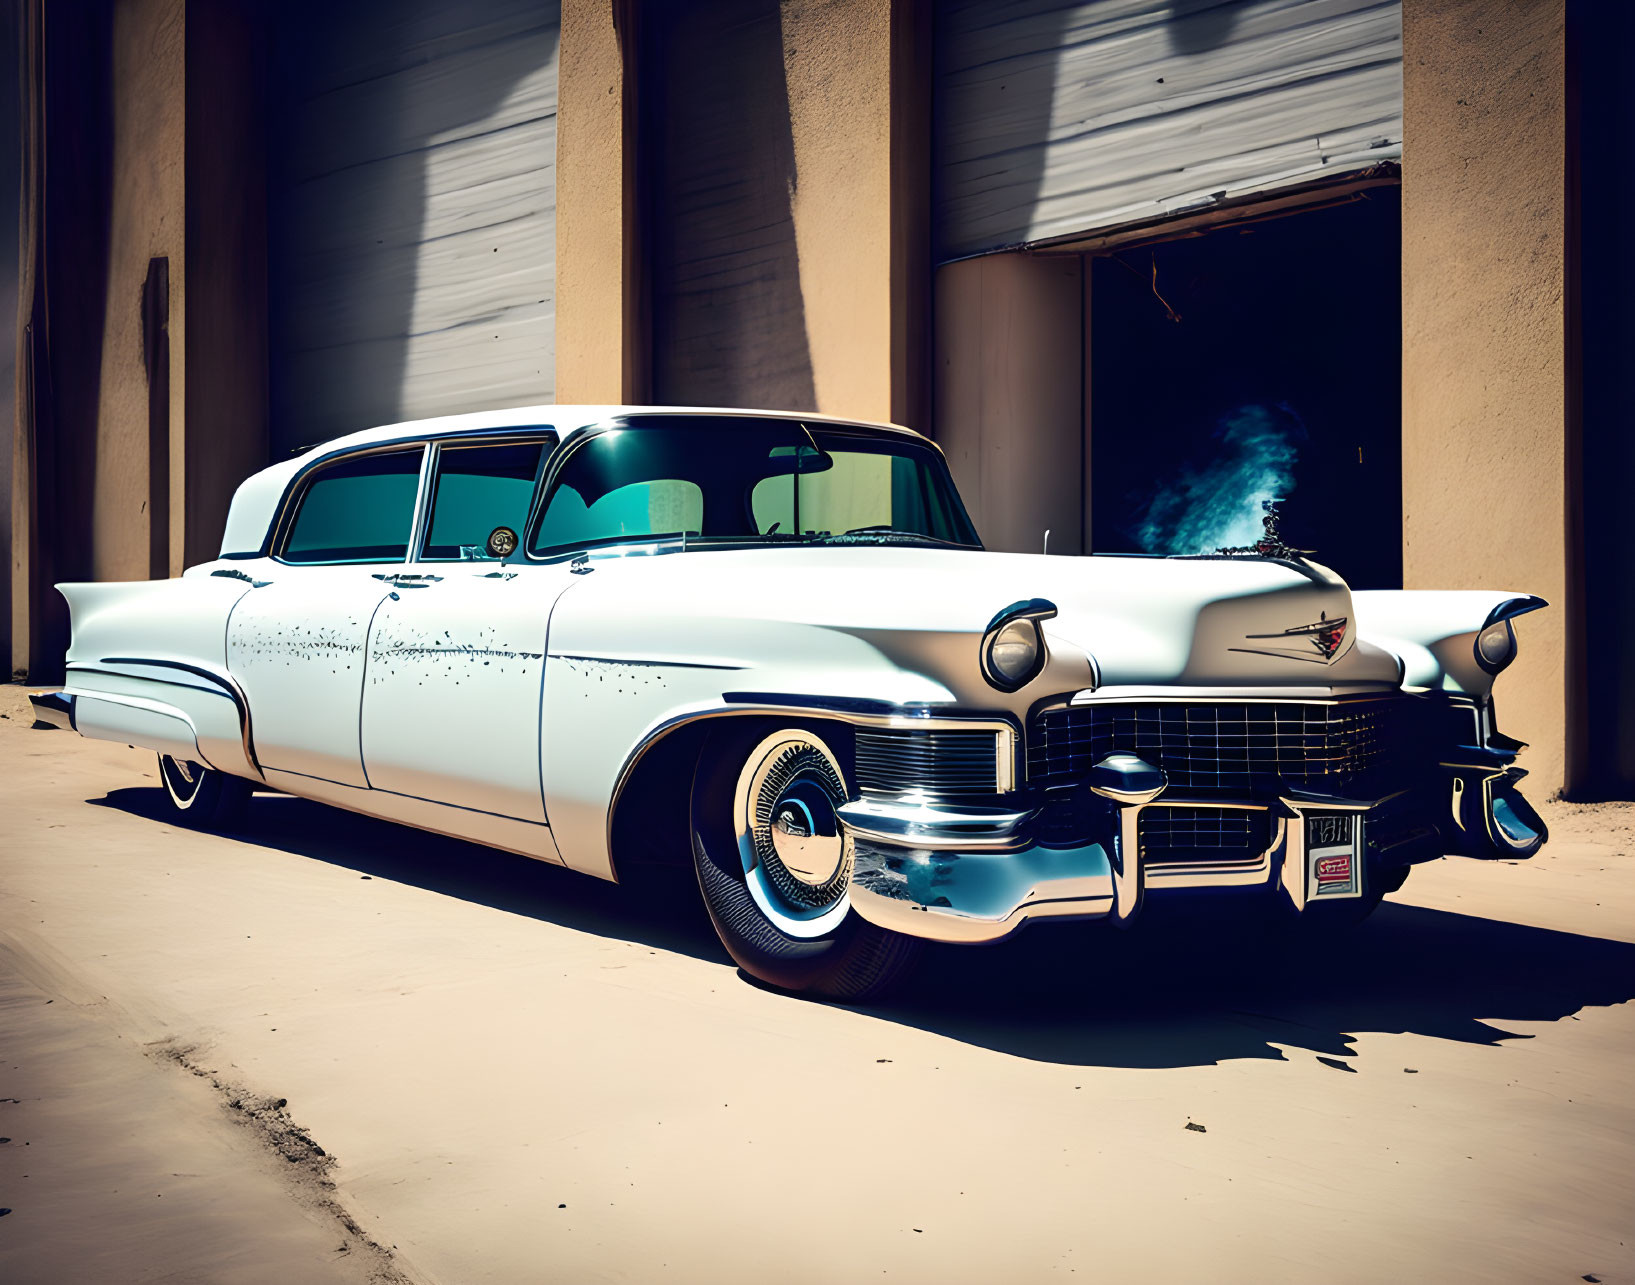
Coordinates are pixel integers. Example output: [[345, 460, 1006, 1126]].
[[1306, 812, 1362, 898]]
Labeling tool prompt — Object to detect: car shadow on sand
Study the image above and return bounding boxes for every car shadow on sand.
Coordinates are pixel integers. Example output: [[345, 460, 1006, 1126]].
[[95, 785, 1635, 1070], [91, 787, 731, 968], [880, 897, 1635, 1068]]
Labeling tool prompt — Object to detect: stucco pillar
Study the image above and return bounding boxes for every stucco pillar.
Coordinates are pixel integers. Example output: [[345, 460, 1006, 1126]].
[[1401, 1, 1573, 793], [93, 0, 186, 584], [934, 253, 1084, 555], [780, 0, 929, 430], [555, 0, 645, 404]]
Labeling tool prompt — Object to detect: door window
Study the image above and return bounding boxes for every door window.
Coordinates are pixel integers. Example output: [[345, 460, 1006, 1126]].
[[421, 440, 549, 560], [282, 448, 425, 563]]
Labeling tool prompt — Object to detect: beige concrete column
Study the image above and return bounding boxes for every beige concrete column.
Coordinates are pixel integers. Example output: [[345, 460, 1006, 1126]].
[[934, 253, 1084, 555], [92, 0, 186, 583], [1401, 1, 1572, 793], [780, 0, 929, 430], [555, 0, 644, 404]]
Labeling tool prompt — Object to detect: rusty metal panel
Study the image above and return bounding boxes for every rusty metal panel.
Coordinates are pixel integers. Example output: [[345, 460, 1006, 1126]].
[[935, 0, 1402, 261], [269, 1, 559, 453]]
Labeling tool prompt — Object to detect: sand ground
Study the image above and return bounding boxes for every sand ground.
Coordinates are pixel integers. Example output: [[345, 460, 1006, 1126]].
[[0, 682, 1631, 1284]]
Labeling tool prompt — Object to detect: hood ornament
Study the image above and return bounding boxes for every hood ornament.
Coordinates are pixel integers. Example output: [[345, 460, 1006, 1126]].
[[1235, 610, 1350, 664], [1216, 499, 1313, 563]]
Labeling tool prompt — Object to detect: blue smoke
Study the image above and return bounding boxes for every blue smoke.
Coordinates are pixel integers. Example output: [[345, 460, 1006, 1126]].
[[1131, 404, 1307, 555]]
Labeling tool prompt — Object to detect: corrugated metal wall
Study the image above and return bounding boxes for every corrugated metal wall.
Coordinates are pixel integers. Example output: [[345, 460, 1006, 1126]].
[[643, 0, 817, 412], [935, 0, 1402, 260], [269, 0, 559, 453]]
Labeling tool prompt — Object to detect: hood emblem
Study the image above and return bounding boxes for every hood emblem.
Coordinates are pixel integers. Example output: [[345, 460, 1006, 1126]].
[[1234, 611, 1349, 664]]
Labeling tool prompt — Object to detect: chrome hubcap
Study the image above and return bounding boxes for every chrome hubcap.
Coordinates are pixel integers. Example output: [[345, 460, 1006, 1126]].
[[161, 755, 204, 802], [737, 733, 853, 919], [768, 779, 846, 889]]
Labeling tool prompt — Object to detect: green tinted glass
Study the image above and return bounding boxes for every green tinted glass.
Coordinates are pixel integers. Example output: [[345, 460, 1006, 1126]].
[[283, 449, 424, 563], [423, 442, 546, 560]]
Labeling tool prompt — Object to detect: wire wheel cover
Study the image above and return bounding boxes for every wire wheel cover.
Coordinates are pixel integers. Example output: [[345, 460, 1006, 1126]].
[[746, 742, 851, 912]]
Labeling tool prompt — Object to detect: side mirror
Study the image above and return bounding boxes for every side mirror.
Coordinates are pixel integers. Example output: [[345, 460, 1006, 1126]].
[[486, 526, 519, 558]]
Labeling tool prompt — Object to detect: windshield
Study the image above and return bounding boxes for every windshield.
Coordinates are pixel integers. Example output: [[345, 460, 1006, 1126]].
[[530, 417, 980, 556]]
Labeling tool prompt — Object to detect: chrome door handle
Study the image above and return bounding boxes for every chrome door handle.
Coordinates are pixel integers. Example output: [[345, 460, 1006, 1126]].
[[372, 573, 443, 588]]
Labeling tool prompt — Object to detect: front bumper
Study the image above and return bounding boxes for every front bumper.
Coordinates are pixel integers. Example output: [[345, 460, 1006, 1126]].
[[842, 765, 1533, 944]]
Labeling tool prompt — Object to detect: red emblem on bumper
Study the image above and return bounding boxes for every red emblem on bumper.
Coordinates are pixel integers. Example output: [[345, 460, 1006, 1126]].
[[1315, 855, 1353, 884]]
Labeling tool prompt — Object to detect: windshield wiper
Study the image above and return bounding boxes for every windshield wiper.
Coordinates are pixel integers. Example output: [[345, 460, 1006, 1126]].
[[810, 529, 959, 547]]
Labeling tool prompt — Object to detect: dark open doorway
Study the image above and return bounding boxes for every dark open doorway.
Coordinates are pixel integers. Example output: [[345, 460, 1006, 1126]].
[[1089, 188, 1403, 589]]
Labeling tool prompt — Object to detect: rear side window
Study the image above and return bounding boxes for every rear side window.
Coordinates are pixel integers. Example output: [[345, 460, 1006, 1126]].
[[282, 448, 424, 563], [421, 440, 548, 560]]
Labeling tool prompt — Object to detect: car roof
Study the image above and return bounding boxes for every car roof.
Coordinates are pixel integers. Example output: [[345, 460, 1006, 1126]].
[[218, 405, 929, 559], [289, 404, 926, 457]]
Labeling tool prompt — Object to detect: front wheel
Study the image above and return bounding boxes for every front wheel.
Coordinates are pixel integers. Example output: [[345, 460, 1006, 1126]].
[[691, 726, 919, 1000], [157, 754, 252, 829]]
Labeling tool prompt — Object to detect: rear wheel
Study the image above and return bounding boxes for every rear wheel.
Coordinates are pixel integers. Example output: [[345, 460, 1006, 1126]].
[[690, 726, 919, 1000], [157, 754, 252, 829]]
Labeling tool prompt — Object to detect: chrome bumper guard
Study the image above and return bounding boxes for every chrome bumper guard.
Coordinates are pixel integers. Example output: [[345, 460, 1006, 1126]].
[[842, 756, 1451, 945], [27, 690, 74, 731], [1443, 756, 1548, 859]]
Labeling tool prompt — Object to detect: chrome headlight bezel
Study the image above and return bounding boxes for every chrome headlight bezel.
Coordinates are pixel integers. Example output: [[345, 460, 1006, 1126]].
[[980, 598, 1057, 692]]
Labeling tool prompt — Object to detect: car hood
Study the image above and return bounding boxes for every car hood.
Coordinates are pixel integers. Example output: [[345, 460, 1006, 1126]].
[[551, 544, 1403, 700]]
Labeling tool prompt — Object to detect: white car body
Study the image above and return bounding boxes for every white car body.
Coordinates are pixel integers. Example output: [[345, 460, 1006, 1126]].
[[39, 406, 1547, 969]]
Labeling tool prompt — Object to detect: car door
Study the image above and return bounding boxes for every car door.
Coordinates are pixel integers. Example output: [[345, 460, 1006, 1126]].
[[359, 436, 579, 821], [227, 445, 426, 787]]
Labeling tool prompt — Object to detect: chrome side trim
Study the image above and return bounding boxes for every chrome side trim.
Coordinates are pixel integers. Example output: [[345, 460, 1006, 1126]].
[[79, 657, 265, 781]]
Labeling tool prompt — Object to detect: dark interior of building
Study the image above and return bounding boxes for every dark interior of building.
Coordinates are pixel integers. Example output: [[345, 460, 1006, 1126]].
[[1090, 188, 1404, 589]]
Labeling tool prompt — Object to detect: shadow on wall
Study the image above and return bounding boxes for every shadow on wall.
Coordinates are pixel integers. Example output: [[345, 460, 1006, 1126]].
[[267, 0, 559, 456], [932, 0, 1078, 263], [643, 0, 817, 410], [11, 1, 115, 681], [0, 0, 22, 663], [1166, 0, 1245, 55], [94, 783, 1635, 1072]]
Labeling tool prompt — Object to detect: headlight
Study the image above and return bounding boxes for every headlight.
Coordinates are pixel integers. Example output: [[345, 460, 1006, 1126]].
[[980, 599, 1057, 691], [989, 620, 1039, 682], [1474, 620, 1517, 673]]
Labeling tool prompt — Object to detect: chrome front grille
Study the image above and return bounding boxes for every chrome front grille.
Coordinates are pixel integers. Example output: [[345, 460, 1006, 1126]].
[[1139, 806, 1272, 866], [855, 728, 999, 800], [1027, 698, 1417, 798]]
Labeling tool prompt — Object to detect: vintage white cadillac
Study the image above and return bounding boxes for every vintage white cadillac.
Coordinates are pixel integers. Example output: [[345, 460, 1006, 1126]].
[[34, 406, 1549, 997]]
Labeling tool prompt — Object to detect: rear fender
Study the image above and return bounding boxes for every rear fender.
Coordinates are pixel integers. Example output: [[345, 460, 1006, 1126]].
[[56, 573, 260, 778]]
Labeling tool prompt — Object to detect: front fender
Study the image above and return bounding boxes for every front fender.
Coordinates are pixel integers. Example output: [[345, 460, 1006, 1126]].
[[1352, 590, 1547, 698]]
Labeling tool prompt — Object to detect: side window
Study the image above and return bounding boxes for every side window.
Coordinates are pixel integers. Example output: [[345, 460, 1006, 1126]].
[[282, 448, 425, 564], [421, 440, 548, 560]]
